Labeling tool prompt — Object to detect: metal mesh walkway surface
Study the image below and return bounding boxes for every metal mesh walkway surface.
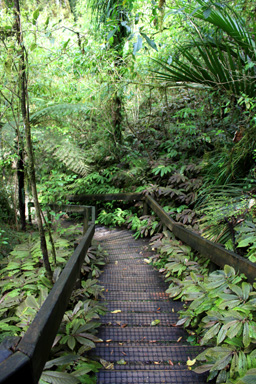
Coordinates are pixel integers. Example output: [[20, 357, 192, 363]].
[[93, 227, 207, 384]]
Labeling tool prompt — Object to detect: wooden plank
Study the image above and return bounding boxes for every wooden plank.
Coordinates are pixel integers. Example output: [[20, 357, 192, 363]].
[[16, 224, 95, 383], [68, 193, 142, 202], [0, 351, 33, 384], [49, 204, 92, 213], [146, 195, 256, 283]]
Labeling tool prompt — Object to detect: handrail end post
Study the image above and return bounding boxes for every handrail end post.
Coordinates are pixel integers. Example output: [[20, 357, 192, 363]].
[[143, 199, 148, 216]]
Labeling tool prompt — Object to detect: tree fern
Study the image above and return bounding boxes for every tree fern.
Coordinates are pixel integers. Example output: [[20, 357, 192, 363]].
[[40, 131, 89, 177], [30, 103, 89, 125], [1, 104, 90, 176]]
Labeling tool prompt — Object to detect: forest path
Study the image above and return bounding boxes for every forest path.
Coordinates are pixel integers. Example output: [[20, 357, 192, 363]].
[[93, 227, 207, 384]]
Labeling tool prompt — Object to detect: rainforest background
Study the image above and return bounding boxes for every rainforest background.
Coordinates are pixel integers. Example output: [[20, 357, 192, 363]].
[[1, 0, 256, 383]]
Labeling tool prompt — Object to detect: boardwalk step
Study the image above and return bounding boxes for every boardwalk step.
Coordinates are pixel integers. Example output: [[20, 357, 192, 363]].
[[98, 326, 185, 342], [100, 312, 179, 326], [106, 301, 182, 312], [102, 292, 170, 300], [94, 344, 205, 362], [97, 370, 206, 383]]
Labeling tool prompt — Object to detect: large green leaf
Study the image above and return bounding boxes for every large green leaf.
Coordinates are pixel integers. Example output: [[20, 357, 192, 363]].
[[133, 35, 142, 55], [140, 32, 158, 51], [243, 322, 250, 348], [238, 369, 256, 384], [201, 323, 220, 345], [40, 371, 79, 384], [44, 355, 79, 370]]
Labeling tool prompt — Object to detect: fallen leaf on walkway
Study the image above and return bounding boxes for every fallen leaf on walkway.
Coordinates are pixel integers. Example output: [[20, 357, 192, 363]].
[[111, 310, 122, 313], [177, 337, 182, 342], [151, 319, 160, 326], [106, 339, 112, 342], [154, 362, 160, 365], [121, 351, 127, 355], [168, 360, 174, 366], [100, 359, 114, 370], [149, 340, 157, 343], [121, 323, 128, 328], [187, 358, 196, 367], [144, 258, 150, 263], [117, 359, 127, 365]]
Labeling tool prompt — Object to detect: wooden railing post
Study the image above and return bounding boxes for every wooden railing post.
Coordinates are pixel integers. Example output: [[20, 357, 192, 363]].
[[83, 208, 89, 235], [143, 199, 148, 216], [91, 206, 96, 222]]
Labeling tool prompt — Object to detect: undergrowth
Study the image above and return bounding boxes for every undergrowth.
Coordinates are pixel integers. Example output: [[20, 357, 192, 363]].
[[148, 229, 256, 384], [0, 224, 107, 384]]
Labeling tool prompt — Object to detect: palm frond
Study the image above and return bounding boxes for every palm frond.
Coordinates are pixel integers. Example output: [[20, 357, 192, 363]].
[[191, 1, 256, 58], [154, 1, 256, 97], [87, 0, 122, 23]]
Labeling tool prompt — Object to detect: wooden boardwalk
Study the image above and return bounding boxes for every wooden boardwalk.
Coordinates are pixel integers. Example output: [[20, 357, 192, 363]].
[[93, 227, 207, 384]]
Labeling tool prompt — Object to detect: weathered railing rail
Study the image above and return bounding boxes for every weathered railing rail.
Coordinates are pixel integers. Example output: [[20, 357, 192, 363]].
[[28, 203, 95, 234], [0, 206, 95, 384], [68, 192, 142, 202], [145, 195, 256, 283], [69, 193, 256, 283]]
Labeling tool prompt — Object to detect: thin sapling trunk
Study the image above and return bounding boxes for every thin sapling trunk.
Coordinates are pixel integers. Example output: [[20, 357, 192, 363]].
[[13, 0, 52, 279]]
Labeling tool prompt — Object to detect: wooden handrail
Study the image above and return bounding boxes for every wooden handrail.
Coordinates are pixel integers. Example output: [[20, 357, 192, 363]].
[[68, 192, 142, 202], [28, 203, 95, 234], [69, 193, 256, 282], [145, 195, 256, 283]]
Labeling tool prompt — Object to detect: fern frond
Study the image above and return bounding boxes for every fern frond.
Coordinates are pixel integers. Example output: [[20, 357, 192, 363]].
[[42, 132, 90, 177], [1, 104, 90, 176], [30, 104, 89, 125]]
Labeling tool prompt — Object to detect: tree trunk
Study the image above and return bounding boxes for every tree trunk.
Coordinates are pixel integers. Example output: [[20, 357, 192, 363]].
[[68, 0, 77, 20], [17, 147, 26, 230], [112, 94, 123, 145], [111, 16, 127, 146], [13, 0, 52, 279]]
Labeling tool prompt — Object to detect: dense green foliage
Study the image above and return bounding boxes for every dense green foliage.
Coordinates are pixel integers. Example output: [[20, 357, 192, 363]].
[[1, 0, 256, 383], [148, 230, 256, 383], [0, 222, 107, 383]]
